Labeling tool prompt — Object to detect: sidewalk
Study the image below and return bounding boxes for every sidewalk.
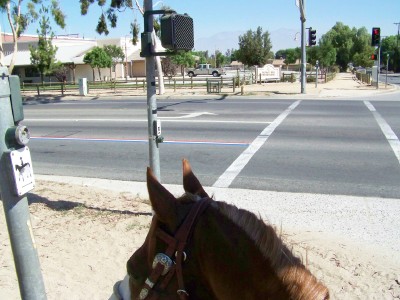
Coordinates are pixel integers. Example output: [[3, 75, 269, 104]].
[[22, 72, 399, 101], [242, 72, 398, 98], [35, 173, 400, 256]]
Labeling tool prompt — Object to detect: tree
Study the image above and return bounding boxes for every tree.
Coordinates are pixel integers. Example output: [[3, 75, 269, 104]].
[[215, 51, 226, 67], [319, 22, 380, 72], [103, 44, 125, 80], [161, 56, 177, 78], [1, 0, 65, 73], [320, 22, 353, 71], [225, 48, 239, 64], [381, 35, 400, 72], [83, 46, 112, 81], [172, 51, 195, 75], [80, 0, 166, 94], [306, 46, 319, 66], [350, 27, 375, 68], [29, 5, 58, 84], [192, 51, 208, 64], [236, 26, 272, 66], [53, 65, 68, 82], [275, 49, 287, 59], [284, 48, 299, 70], [317, 42, 336, 70]]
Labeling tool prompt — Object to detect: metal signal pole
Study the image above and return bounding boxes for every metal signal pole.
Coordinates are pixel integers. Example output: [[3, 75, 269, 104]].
[[144, 0, 161, 180], [297, 0, 307, 94]]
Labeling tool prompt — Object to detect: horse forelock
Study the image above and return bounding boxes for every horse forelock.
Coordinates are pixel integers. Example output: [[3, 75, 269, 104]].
[[216, 201, 328, 299]]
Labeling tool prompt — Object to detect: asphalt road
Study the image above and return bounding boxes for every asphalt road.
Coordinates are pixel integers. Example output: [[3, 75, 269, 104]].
[[22, 94, 400, 199], [379, 73, 400, 86]]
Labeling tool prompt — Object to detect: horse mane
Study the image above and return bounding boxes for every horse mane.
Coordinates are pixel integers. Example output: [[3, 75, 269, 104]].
[[177, 194, 299, 269], [215, 200, 328, 299]]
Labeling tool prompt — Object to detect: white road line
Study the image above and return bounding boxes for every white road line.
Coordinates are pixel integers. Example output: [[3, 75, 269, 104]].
[[213, 100, 302, 188], [159, 112, 216, 119], [364, 101, 400, 165], [24, 118, 270, 125]]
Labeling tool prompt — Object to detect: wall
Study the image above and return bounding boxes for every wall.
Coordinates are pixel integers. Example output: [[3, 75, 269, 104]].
[[132, 61, 146, 77], [75, 65, 113, 81]]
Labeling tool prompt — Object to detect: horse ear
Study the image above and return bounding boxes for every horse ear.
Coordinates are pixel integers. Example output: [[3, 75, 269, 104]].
[[182, 159, 209, 198], [147, 167, 178, 230]]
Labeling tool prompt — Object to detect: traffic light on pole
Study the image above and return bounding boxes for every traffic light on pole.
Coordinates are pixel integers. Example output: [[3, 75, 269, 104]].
[[308, 27, 317, 46], [371, 27, 380, 46], [370, 54, 378, 60]]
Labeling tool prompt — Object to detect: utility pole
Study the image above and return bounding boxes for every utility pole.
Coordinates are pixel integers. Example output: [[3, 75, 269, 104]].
[[394, 22, 400, 48], [0, 67, 47, 299], [144, 0, 161, 180]]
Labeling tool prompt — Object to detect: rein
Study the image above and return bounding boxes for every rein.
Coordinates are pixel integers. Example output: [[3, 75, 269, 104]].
[[139, 197, 212, 300]]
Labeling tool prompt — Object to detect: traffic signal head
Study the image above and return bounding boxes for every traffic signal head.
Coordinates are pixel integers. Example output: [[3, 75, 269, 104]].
[[370, 54, 378, 60], [371, 27, 380, 46], [308, 28, 317, 46], [160, 13, 194, 51]]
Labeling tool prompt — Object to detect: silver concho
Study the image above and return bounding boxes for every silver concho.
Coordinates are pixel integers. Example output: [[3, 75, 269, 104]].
[[152, 253, 173, 276], [139, 288, 149, 300]]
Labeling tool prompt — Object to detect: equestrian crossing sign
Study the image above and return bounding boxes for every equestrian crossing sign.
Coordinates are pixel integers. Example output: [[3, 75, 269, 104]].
[[9, 146, 35, 196]]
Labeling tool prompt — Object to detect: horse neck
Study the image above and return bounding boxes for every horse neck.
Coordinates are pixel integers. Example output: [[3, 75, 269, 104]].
[[189, 203, 327, 300]]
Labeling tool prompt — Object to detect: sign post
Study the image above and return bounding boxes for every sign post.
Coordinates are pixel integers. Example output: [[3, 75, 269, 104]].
[[0, 67, 46, 299]]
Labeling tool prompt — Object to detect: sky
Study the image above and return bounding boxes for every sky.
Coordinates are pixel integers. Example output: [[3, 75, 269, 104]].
[[1, 0, 400, 53]]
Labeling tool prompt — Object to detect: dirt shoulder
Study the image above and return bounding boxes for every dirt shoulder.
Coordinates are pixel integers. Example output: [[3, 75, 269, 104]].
[[1, 179, 399, 299]]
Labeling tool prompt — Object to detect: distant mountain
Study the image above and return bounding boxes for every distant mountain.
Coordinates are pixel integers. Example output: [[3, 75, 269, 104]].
[[270, 28, 300, 52], [194, 31, 244, 54], [194, 28, 300, 55]]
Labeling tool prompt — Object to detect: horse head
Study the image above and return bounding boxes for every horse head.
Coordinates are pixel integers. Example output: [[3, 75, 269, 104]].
[[120, 159, 329, 300]]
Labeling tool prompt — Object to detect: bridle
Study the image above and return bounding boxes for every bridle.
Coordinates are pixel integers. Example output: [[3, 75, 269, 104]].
[[138, 197, 212, 300]]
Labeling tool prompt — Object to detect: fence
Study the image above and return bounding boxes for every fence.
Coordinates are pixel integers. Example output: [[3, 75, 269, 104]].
[[20, 72, 337, 97], [20, 76, 240, 96], [20, 79, 147, 96], [164, 76, 238, 92], [355, 72, 371, 84], [281, 72, 335, 83]]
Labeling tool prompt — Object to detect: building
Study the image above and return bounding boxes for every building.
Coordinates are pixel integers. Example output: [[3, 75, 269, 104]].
[[1, 33, 149, 83]]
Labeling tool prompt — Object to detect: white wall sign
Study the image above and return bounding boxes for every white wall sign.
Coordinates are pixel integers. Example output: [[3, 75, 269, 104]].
[[257, 64, 281, 82]]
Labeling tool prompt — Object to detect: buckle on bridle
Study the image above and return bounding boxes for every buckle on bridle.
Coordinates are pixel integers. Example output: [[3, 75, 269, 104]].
[[152, 253, 173, 276], [177, 289, 189, 297]]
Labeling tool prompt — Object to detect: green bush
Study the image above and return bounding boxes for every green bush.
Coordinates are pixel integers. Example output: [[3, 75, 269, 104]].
[[307, 76, 316, 83]]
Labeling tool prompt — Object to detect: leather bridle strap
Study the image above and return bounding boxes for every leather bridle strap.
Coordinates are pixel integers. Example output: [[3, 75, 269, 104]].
[[144, 197, 212, 300]]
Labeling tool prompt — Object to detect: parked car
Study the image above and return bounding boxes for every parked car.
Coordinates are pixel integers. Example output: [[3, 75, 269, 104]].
[[187, 64, 226, 77]]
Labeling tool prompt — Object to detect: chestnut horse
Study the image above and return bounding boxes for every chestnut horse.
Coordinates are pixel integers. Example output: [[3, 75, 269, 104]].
[[114, 159, 329, 300]]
